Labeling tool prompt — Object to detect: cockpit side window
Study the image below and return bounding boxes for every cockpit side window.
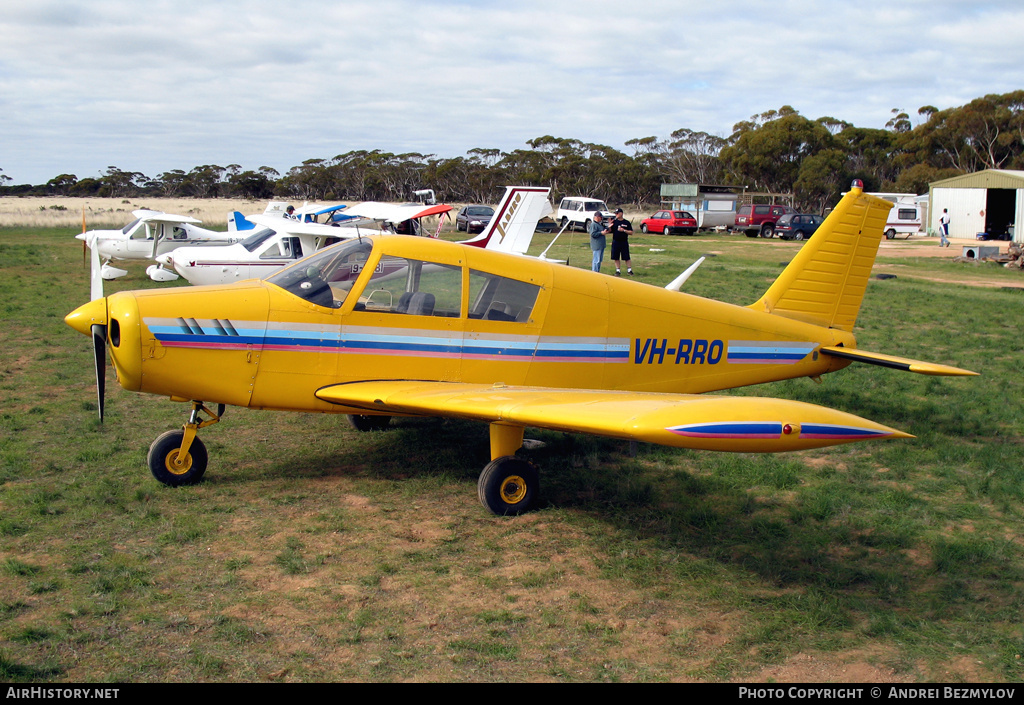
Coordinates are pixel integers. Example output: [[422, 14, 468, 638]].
[[128, 221, 152, 240], [267, 239, 374, 308], [356, 257, 462, 318], [468, 270, 540, 323]]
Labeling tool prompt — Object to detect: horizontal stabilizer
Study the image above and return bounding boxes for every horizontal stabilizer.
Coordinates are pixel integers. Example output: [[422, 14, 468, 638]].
[[820, 346, 978, 376], [316, 381, 912, 453]]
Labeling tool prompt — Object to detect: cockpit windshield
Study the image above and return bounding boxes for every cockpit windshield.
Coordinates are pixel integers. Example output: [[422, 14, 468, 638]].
[[121, 218, 142, 235], [240, 228, 276, 252], [266, 238, 374, 308]]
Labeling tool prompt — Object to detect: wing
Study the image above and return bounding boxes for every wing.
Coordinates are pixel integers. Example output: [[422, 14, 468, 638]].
[[136, 212, 204, 225], [820, 346, 977, 376], [247, 214, 365, 237], [315, 381, 911, 453], [342, 202, 452, 222], [295, 203, 347, 217]]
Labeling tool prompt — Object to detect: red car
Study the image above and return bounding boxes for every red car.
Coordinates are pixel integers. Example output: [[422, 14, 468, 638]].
[[640, 210, 698, 235]]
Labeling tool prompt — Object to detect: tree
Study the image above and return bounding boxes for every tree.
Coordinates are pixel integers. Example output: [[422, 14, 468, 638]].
[[720, 107, 836, 194], [648, 129, 726, 184], [46, 173, 78, 196], [228, 168, 276, 200], [183, 165, 225, 198], [795, 149, 848, 212], [100, 166, 146, 198], [836, 126, 898, 190]]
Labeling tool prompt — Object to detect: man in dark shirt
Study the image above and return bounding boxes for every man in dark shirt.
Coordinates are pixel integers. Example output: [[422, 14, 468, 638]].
[[608, 208, 633, 276]]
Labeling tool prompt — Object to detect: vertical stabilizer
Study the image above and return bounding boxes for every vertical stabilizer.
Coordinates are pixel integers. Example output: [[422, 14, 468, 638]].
[[749, 184, 892, 332], [228, 211, 257, 232], [461, 186, 552, 254]]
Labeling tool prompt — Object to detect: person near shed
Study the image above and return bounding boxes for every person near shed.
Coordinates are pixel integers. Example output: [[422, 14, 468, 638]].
[[588, 211, 608, 272], [940, 209, 950, 247], [609, 208, 634, 276]]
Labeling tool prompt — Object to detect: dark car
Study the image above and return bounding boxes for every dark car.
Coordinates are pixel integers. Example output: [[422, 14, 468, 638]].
[[734, 203, 796, 238], [640, 210, 698, 235], [455, 205, 495, 233], [535, 216, 557, 233], [776, 213, 825, 241]]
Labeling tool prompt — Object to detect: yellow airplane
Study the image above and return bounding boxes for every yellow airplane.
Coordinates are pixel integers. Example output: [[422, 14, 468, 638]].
[[65, 182, 975, 515]]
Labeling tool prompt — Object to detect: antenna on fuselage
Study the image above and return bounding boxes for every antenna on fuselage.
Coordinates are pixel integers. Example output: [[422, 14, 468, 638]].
[[665, 257, 705, 291]]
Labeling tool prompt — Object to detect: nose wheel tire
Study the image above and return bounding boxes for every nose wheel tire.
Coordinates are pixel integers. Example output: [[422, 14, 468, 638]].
[[148, 430, 208, 486], [478, 456, 539, 515]]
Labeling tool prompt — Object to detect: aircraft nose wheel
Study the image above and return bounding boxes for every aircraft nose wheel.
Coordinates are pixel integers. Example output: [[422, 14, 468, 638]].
[[148, 430, 208, 486], [478, 456, 539, 515]]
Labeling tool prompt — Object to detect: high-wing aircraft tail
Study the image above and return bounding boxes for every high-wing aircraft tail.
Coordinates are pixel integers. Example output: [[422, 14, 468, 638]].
[[749, 183, 891, 333], [461, 186, 552, 254]]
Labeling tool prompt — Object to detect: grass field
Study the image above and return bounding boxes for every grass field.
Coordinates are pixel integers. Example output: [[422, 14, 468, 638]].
[[1, 224, 1022, 683]]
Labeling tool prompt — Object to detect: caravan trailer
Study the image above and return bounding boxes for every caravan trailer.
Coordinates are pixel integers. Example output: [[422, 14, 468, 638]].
[[862, 193, 922, 239]]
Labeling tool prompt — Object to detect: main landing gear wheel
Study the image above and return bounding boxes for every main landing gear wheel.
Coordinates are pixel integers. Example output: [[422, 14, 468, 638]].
[[148, 430, 208, 486], [478, 456, 539, 516], [347, 414, 392, 431]]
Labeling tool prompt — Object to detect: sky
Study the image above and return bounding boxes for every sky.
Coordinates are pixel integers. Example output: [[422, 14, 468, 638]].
[[2, 0, 1024, 186]]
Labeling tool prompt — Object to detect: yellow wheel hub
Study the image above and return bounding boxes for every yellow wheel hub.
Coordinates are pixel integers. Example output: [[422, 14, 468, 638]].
[[165, 451, 193, 476], [499, 475, 528, 504]]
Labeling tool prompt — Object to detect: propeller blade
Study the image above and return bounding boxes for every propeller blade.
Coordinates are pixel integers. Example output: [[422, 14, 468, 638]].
[[91, 324, 106, 422], [89, 234, 104, 302]]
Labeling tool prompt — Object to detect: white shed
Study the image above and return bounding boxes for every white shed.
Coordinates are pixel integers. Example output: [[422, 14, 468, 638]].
[[928, 169, 1024, 242]]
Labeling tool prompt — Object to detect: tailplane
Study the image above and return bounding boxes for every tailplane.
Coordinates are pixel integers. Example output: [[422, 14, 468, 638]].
[[461, 186, 552, 254], [749, 182, 892, 332]]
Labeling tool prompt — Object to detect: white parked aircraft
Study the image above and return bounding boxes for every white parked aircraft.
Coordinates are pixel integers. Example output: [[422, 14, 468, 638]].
[[228, 202, 354, 231], [77, 210, 243, 281], [156, 187, 551, 286]]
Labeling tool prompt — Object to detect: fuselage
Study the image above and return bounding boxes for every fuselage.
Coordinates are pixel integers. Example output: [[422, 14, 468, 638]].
[[67, 235, 856, 415], [83, 219, 241, 262], [159, 227, 351, 286]]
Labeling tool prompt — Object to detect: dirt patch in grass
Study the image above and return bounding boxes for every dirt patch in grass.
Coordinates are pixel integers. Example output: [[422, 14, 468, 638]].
[[752, 649, 912, 683]]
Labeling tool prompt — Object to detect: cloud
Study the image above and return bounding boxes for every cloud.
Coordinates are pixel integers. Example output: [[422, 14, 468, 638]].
[[2, 0, 1023, 184]]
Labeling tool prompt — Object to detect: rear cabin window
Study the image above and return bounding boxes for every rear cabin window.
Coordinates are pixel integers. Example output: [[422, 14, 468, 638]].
[[468, 270, 540, 323]]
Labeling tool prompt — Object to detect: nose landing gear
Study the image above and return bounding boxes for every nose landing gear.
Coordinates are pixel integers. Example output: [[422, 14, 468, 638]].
[[147, 401, 224, 486]]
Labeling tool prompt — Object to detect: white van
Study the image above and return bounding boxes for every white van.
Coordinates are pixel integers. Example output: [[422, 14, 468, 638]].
[[883, 203, 922, 239], [556, 197, 614, 231]]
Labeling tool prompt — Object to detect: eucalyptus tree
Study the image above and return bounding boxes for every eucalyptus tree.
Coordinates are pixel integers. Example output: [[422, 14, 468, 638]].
[[45, 173, 78, 196], [100, 166, 148, 198], [227, 167, 278, 200], [719, 107, 837, 195], [641, 128, 727, 185]]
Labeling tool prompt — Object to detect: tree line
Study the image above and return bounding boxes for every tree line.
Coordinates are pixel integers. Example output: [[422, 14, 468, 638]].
[[5, 90, 1024, 213]]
